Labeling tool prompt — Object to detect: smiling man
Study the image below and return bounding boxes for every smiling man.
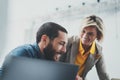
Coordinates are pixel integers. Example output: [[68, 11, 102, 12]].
[[2, 22, 68, 62], [0, 22, 83, 80]]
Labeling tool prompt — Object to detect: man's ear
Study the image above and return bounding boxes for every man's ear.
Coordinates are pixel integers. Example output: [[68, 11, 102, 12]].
[[41, 35, 49, 46]]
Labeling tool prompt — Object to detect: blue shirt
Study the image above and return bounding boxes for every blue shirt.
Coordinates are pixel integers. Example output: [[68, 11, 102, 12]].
[[7, 42, 45, 59], [0, 42, 46, 78]]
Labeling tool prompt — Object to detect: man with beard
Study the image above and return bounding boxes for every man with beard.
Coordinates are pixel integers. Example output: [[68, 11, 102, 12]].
[[1, 22, 67, 69], [0, 22, 82, 80]]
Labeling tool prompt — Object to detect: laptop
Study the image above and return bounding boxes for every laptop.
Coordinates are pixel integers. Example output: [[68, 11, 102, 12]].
[[2, 56, 79, 80]]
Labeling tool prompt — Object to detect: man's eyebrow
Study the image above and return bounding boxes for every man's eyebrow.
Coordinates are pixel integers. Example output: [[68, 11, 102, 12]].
[[59, 41, 66, 45]]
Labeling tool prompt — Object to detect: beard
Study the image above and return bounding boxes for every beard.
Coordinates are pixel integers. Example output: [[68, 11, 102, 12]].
[[43, 42, 56, 61]]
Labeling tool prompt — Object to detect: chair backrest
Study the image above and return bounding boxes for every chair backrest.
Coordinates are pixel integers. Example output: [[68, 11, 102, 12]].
[[111, 78, 120, 80]]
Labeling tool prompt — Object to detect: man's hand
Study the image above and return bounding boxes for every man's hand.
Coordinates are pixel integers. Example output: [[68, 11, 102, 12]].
[[76, 75, 83, 80]]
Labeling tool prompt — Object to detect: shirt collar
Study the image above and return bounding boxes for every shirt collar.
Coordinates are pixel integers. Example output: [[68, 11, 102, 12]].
[[90, 41, 96, 54], [79, 40, 96, 55]]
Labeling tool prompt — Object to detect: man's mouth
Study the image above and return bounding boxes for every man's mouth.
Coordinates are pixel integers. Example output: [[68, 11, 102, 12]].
[[54, 54, 61, 61]]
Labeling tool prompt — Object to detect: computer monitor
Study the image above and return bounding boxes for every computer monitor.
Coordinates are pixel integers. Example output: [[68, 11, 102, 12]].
[[2, 56, 79, 80]]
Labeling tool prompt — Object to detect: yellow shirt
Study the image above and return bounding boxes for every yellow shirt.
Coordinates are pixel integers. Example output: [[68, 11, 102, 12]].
[[75, 40, 96, 76]]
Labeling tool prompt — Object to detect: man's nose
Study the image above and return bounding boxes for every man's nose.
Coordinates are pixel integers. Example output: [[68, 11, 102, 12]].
[[61, 46, 66, 53]]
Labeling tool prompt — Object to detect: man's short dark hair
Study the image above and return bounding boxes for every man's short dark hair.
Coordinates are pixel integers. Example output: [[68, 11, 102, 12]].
[[36, 22, 68, 43]]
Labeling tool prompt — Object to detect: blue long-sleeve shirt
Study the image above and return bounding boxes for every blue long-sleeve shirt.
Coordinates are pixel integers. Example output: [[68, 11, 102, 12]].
[[0, 42, 46, 78]]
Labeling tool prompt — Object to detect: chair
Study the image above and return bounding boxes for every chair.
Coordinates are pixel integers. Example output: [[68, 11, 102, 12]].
[[111, 78, 120, 80]]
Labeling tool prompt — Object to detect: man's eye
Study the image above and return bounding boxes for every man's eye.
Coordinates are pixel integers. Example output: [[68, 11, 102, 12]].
[[59, 42, 65, 46]]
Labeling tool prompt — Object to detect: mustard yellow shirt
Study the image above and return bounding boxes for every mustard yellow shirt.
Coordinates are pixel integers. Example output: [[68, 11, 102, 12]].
[[75, 40, 96, 76]]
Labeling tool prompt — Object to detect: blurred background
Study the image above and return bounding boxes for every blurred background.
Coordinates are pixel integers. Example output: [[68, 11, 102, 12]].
[[0, 0, 120, 79]]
